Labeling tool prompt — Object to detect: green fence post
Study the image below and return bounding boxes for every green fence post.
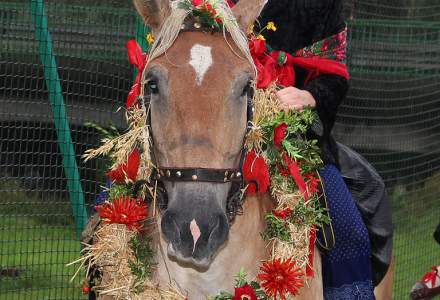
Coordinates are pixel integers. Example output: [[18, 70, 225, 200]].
[[30, 0, 88, 237], [135, 15, 149, 51]]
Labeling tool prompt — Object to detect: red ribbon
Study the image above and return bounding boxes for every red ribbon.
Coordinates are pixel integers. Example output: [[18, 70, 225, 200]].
[[282, 153, 318, 277], [306, 226, 317, 277], [226, 0, 235, 7], [250, 40, 350, 89], [283, 154, 309, 202], [422, 266, 439, 287], [126, 40, 148, 108]]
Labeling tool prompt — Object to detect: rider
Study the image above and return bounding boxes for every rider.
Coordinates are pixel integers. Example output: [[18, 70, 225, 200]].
[[252, 0, 378, 298]]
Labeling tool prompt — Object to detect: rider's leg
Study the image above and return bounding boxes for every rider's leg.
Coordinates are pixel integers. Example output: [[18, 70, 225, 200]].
[[318, 164, 375, 300]]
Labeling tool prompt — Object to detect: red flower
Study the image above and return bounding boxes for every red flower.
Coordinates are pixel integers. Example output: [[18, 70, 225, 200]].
[[243, 150, 270, 194], [258, 258, 304, 300], [273, 208, 293, 220], [191, 0, 203, 7], [232, 284, 257, 300], [107, 149, 141, 183], [226, 0, 235, 7], [96, 196, 147, 231], [274, 123, 288, 148], [81, 282, 90, 294]]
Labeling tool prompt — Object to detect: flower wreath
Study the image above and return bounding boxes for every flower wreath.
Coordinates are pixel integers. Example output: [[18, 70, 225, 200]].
[[69, 1, 349, 299]]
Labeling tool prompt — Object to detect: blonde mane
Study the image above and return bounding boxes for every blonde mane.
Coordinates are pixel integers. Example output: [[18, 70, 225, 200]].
[[140, 0, 256, 96]]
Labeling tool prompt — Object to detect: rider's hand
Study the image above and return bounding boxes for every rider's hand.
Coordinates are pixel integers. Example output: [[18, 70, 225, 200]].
[[276, 86, 316, 112]]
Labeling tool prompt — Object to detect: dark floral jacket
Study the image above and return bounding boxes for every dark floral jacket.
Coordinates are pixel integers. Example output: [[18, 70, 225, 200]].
[[257, 0, 348, 166]]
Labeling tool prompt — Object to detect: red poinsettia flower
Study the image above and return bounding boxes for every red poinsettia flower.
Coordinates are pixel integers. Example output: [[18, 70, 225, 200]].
[[232, 284, 257, 300], [107, 149, 141, 183], [243, 150, 270, 194], [96, 196, 147, 231], [258, 258, 304, 300], [273, 208, 293, 220], [274, 123, 288, 148]]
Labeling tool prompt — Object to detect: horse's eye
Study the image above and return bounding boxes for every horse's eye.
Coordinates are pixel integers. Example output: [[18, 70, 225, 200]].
[[241, 81, 252, 97], [147, 80, 159, 94]]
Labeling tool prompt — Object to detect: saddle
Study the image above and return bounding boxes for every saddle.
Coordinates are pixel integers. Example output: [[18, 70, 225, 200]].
[[337, 142, 394, 286]]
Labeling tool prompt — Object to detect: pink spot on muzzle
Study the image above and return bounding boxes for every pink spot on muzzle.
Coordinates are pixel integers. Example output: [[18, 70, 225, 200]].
[[189, 219, 201, 254]]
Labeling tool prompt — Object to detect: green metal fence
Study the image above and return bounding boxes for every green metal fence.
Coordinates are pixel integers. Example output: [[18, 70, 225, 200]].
[[0, 1, 439, 299]]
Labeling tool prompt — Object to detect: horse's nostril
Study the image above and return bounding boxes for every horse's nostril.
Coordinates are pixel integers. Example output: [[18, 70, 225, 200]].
[[207, 214, 229, 249], [161, 211, 181, 245]]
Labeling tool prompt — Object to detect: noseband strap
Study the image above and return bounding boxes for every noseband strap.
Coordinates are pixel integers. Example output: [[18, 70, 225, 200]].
[[156, 167, 242, 183]]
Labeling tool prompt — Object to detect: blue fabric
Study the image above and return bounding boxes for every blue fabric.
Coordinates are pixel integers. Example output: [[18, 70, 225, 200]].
[[318, 164, 375, 300]]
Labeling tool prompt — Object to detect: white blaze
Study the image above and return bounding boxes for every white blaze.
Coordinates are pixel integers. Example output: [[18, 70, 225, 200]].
[[189, 218, 201, 254], [189, 44, 212, 86]]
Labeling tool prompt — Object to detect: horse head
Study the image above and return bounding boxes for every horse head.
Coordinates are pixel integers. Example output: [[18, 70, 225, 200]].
[[134, 0, 266, 268]]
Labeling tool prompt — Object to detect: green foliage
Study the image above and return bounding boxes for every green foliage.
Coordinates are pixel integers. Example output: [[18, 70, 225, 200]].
[[128, 236, 155, 283], [260, 107, 323, 175], [84, 122, 120, 139], [208, 291, 233, 300], [209, 270, 268, 300], [178, 0, 223, 29], [262, 213, 292, 242], [290, 197, 330, 228], [263, 197, 330, 243], [261, 108, 316, 133], [234, 267, 248, 288], [108, 183, 133, 200], [251, 281, 269, 300]]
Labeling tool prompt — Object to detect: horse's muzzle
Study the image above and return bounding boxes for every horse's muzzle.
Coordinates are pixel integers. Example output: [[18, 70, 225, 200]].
[[161, 203, 229, 268]]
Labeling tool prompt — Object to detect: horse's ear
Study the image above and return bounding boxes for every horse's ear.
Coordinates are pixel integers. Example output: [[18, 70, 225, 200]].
[[232, 0, 267, 33], [133, 0, 171, 33]]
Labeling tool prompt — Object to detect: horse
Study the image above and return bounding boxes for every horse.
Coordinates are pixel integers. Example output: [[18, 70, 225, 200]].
[[101, 0, 394, 298]]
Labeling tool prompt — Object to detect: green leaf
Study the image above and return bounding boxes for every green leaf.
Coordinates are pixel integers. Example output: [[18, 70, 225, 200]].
[[108, 183, 133, 200], [234, 267, 248, 287], [262, 214, 292, 242], [128, 236, 156, 282]]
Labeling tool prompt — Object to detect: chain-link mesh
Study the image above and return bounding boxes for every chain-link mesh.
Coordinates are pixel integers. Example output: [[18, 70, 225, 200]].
[[1, 1, 439, 299], [336, 1, 440, 299]]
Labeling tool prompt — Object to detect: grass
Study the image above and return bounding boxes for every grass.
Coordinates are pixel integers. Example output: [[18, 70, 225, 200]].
[[389, 172, 440, 299], [0, 179, 86, 300], [1, 174, 439, 299]]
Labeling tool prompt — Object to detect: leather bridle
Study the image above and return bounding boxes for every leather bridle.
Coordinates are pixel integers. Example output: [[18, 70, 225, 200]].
[[135, 19, 255, 224], [149, 93, 253, 224]]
